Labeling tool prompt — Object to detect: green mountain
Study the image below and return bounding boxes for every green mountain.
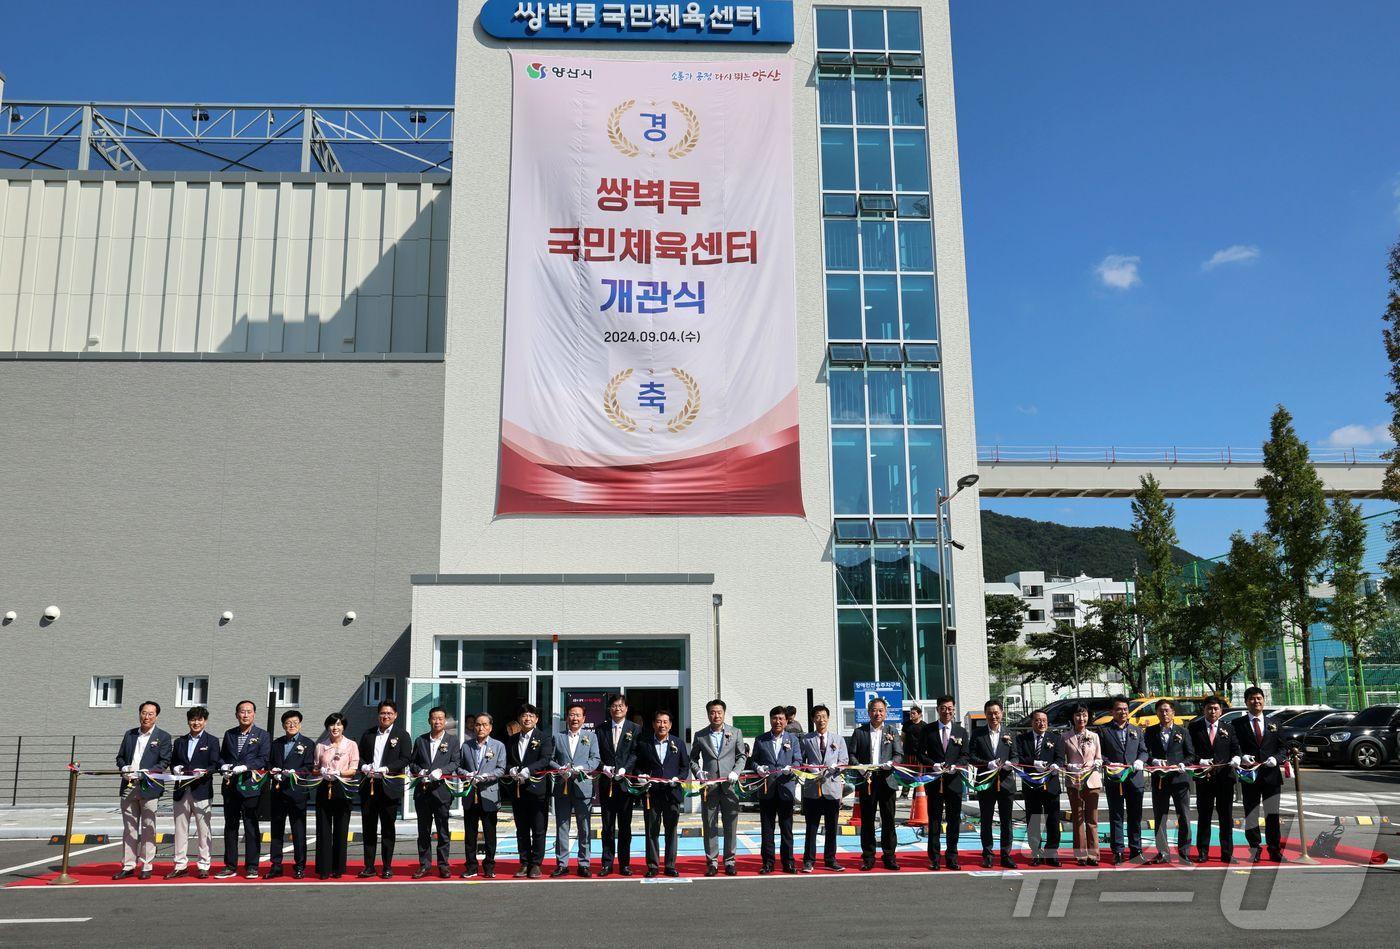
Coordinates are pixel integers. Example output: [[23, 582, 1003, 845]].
[[980, 510, 1203, 583]]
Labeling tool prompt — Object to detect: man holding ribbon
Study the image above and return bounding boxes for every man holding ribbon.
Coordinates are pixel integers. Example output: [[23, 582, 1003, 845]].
[[849, 696, 902, 871], [458, 712, 507, 879], [550, 702, 601, 877], [969, 699, 1017, 869], [689, 698, 746, 877], [1098, 695, 1147, 865], [166, 704, 218, 880], [633, 709, 690, 878], [1188, 695, 1240, 863], [412, 705, 461, 879], [919, 694, 968, 870], [1144, 698, 1195, 864], [506, 702, 555, 878], [751, 705, 805, 874], [800, 704, 849, 873], [112, 700, 173, 880], [267, 709, 316, 879], [1232, 685, 1285, 862], [357, 699, 413, 879], [215, 699, 270, 880], [1013, 709, 1063, 866], [598, 693, 640, 877]]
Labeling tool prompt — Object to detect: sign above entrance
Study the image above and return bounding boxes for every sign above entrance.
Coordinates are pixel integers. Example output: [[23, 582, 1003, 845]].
[[480, 1, 795, 44], [853, 681, 904, 724]]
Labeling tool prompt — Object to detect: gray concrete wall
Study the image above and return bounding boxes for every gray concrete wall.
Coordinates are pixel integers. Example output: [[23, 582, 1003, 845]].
[[0, 359, 443, 738]]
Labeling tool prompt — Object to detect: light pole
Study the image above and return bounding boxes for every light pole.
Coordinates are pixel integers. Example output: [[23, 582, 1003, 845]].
[[936, 472, 980, 705]]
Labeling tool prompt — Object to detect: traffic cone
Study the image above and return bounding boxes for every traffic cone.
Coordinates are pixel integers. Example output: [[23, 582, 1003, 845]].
[[904, 784, 928, 827], [849, 798, 862, 827]]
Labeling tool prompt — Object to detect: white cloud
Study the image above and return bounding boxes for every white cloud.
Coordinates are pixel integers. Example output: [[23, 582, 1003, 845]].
[[1202, 244, 1261, 271], [1015, 404, 1039, 416], [1323, 423, 1392, 449], [1096, 254, 1141, 289]]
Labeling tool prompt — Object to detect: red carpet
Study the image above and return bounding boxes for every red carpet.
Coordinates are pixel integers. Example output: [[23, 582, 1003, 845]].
[[9, 840, 1379, 887]]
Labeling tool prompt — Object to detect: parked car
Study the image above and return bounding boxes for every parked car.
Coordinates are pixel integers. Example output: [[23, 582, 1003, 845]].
[[1301, 704, 1400, 769], [1006, 697, 1117, 738], [1086, 696, 1225, 729], [1277, 709, 1355, 748]]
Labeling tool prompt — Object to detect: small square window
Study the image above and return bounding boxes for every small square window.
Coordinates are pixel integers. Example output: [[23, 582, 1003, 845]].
[[1028, 610, 1045, 622], [858, 193, 896, 218], [866, 343, 903, 364], [177, 676, 209, 707], [904, 343, 941, 365], [834, 518, 873, 542], [873, 518, 912, 541], [822, 193, 858, 218], [828, 343, 866, 365], [911, 518, 940, 542], [270, 676, 301, 707], [91, 676, 123, 709], [365, 675, 396, 707], [897, 195, 930, 218]]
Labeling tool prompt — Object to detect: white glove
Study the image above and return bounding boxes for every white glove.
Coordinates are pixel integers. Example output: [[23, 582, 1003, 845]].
[[1093, 759, 1104, 769], [1175, 763, 1186, 772], [512, 767, 526, 779], [1199, 758, 1213, 766], [1049, 763, 1060, 773], [669, 777, 681, 786], [173, 765, 184, 774], [270, 767, 283, 775], [321, 767, 334, 778], [1241, 755, 1256, 766], [574, 764, 589, 775], [430, 768, 443, 780], [1265, 756, 1277, 768], [781, 765, 794, 774], [376, 765, 389, 775], [880, 761, 893, 771], [1230, 756, 1242, 766], [232, 764, 248, 774], [726, 771, 737, 781], [1152, 759, 1167, 768], [1131, 760, 1143, 772], [220, 764, 232, 774], [1000, 761, 1014, 773], [639, 774, 651, 781], [121, 765, 135, 775], [361, 764, 374, 775], [1033, 760, 1046, 769]]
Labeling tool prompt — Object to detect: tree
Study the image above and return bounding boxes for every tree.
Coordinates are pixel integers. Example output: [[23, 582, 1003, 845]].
[[1131, 474, 1183, 680], [985, 593, 1028, 699], [1257, 405, 1329, 693], [1174, 593, 1243, 698], [1380, 235, 1400, 599], [1206, 531, 1283, 685], [1325, 497, 1388, 699], [1025, 599, 1148, 694]]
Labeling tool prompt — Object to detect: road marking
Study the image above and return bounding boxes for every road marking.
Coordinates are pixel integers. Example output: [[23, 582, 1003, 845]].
[[0, 843, 121, 877], [1099, 891, 1194, 902], [0, 918, 91, 925]]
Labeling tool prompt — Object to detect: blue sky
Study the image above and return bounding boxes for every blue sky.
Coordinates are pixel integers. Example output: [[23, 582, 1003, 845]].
[[3, 0, 1396, 559]]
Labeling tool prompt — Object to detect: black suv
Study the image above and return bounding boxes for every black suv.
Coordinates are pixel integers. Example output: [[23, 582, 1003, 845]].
[[1007, 697, 1117, 739], [1301, 704, 1400, 770]]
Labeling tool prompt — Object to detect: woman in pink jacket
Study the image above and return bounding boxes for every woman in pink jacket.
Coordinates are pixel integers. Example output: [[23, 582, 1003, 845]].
[[1062, 706, 1103, 866]]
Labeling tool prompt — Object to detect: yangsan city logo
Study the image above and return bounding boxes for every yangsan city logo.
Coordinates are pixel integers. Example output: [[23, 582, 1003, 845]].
[[525, 62, 547, 79]]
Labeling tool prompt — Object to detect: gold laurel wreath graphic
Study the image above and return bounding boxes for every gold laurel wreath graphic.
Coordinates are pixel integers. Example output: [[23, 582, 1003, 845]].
[[606, 100, 640, 158], [665, 367, 701, 433], [603, 368, 638, 432], [667, 101, 700, 159]]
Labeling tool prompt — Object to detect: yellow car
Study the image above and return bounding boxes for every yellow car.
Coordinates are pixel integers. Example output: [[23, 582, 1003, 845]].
[[1090, 696, 1226, 728]]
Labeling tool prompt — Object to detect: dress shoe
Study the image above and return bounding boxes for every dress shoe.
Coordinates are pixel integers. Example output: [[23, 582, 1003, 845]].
[[461, 867, 479, 879], [550, 865, 569, 878], [618, 866, 633, 877], [1129, 851, 1148, 865], [724, 864, 737, 876], [1000, 855, 1017, 870], [1249, 847, 1262, 863], [527, 866, 541, 879], [138, 868, 153, 880], [1076, 858, 1087, 867], [600, 862, 613, 877], [782, 864, 797, 874], [164, 868, 188, 880], [801, 862, 814, 874], [759, 864, 773, 875], [413, 866, 431, 880], [578, 866, 591, 878], [860, 858, 875, 871], [483, 868, 496, 879], [1086, 859, 1099, 868], [664, 868, 679, 877], [1030, 857, 1043, 867], [358, 867, 379, 879], [215, 867, 239, 879], [196, 869, 210, 879], [1045, 857, 1061, 868], [705, 864, 718, 877], [1268, 850, 1284, 863], [265, 868, 284, 880], [981, 852, 994, 869], [293, 868, 305, 880], [331, 873, 343, 879], [929, 859, 941, 871], [244, 870, 260, 880], [1112, 852, 1124, 866], [883, 859, 901, 872], [514, 867, 529, 879], [645, 868, 659, 878], [945, 856, 960, 871], [1151, 853, 1168, 865], [112, 868, 134, 880], [380, 869, 394, 880], [824, 862, 846, 873], [319, 872, 331, 880]]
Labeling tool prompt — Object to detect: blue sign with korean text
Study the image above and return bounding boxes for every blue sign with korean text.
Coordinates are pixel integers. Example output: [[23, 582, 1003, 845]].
[[480, 1, 795, 44], [853, 681, 904, 725]]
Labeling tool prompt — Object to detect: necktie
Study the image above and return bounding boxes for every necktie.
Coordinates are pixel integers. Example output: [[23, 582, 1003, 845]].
[[237, 731, 248, 755], [1253, 718, 1263, 744], [1036, 735, 1043, 757], [941, 726, 949, 751], [1209, 723, 1216, 746]]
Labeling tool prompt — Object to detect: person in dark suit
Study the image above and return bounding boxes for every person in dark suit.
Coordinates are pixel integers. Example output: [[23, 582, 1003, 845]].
[[920, 694, 970, 870], [900, 704, 926, 801], [357, 699, 414, 878], [167, 705, 219, 879], [113, 700, 174, 880], [411, 705, 462, 879], [1098, 694, 1148, 864], [505, 702, 555, 878], [1188, 695, 1240, 863], [1144, 699, 1196, 864], [750, 705, 806, 874], [969, 699, 1017, 869], [1012, 709, 1063, 866], [267, 709, 317, 879], [849, 696, 903, 871], [459, 712, 507, 878], [1232, 686, 1286, 862], [214, 699, 271, 879], [598, 693, 641, 877], [632, 709, 689, 877]]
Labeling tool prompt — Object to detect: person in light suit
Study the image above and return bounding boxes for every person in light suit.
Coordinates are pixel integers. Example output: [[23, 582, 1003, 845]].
[[112, 701, 174, 880], [458, 712, 507, 878], [689, 698, 746, 877], [1097, 695, 1148, 864], [411, 706, 462, 879], [167, 705, 219, 879], [551, 702, 601, 877], [800, 704, 849, 873], [749, 705, 806, 874], [849, 697, 903, 871]]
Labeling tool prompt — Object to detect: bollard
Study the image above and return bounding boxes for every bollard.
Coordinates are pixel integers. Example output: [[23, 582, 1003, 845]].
[[50, 766, 80, 885], [1290, 749, 1316, 864]]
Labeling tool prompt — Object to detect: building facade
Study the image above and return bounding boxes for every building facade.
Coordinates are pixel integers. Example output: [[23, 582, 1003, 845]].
[[0, 0, 987, 746]]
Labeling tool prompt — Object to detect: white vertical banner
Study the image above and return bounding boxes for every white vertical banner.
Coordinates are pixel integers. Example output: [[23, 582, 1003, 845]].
[[497, 54, 801, 515]]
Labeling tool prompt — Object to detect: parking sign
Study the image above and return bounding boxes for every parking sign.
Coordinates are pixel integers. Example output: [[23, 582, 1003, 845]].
[[854, 681, 904, 724]]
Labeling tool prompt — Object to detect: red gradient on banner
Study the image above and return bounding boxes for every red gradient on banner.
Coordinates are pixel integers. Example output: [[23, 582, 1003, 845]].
[[497, 426, 804, 515]]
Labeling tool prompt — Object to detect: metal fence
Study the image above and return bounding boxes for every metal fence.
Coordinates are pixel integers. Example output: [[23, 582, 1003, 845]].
[[0, 736, 122, 806]]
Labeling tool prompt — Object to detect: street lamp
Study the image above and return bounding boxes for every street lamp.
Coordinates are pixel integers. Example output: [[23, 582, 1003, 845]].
[[936, 473, 980, 704]]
